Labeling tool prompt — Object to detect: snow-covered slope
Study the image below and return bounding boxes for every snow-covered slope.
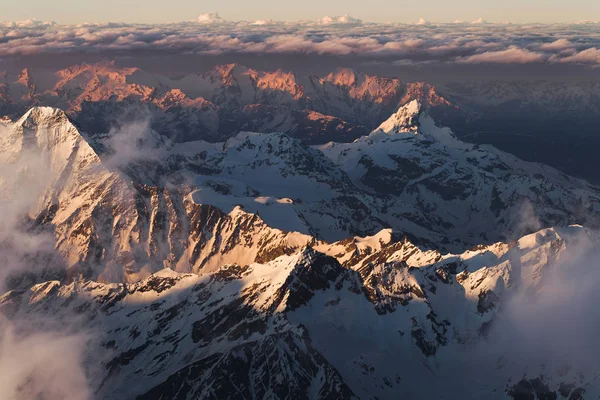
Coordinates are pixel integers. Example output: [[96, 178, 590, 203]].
[[2, 99, 600, 399], [372, 99, 422, 134], [319, 102, 600, 248], [2, 226, 596, 399], [0, 108, 316, 283], [2, 104, 600, 285]]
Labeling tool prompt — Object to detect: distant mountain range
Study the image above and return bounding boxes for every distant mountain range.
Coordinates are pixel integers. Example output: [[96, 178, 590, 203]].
[[2, 62, 599, 181], [0, 62, 451, 143]]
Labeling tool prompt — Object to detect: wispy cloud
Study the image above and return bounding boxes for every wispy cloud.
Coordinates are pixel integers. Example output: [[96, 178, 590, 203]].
[[0, 121, 93, 400]]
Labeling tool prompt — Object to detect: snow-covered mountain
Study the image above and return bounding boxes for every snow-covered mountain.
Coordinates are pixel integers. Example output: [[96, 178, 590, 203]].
[[2, 225, 596, 399], [2, 102, 600, 399], [2, 104, 600, 285], [5, 62, 600, 184]]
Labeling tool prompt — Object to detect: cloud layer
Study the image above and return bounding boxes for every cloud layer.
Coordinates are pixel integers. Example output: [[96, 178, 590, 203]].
[[0, 16, 600, 66]]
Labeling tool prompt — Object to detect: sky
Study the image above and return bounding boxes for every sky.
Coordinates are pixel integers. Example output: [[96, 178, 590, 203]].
[[2, 0, 599, 24]]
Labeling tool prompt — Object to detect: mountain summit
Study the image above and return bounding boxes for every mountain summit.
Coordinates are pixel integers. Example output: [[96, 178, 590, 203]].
[[372, 99, 422, 134]]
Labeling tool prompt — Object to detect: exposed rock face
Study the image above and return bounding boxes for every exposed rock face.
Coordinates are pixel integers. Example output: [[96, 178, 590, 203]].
[[2, 101, 600, 398], [2, 104, 600, 285], [2, 226, 596, 399], [0, 62, 454, 143], [4, 62, 600, 182]]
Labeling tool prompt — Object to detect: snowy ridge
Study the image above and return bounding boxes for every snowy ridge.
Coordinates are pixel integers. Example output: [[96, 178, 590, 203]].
[[2, 104, 600, 284], [2, 100, 600, 398], [1, 225, 596, 399], [371, 99, 422, 134]]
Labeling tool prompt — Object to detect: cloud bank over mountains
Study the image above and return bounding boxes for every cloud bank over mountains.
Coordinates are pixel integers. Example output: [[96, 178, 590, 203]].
[[0, 15, 599, 67]]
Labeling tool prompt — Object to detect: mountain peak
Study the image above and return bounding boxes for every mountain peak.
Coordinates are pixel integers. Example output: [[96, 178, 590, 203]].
[[16, 106, 70, 127], [17, 68, 32, 86], [370, 100, 460, 145], [10, 106, 101, 165], [371, 100, 422, 135], [210, 63, 252, 76], [56, 60, 137, 81], [324, 67, 363, 86]]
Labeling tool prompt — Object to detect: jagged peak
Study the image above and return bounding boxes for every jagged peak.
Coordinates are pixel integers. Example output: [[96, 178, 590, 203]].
[[56, 60, 138, 79], [17, 68, 32, 85], [324, 67, 363, 86], [8, 106, 103, 166], [272, 246, 348, 311], [256, 68, 301, 88], [516, 225, 590, 251], [371, 100, 423, 135], [206, 63, 254, 79], [367, 100, 462, 147], [15, 106, 71, 127], [151, 267, 189, 279]]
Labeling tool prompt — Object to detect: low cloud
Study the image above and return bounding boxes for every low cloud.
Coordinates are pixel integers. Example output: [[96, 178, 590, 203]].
[[0, 18, 599, 67], [0, 121, 93, 400], [0, 318, 91, 400], [540, 38, 573, 51], [557, 47, 600, 65], [488, 228, 600, 380], [457, 46, 546, 64], [251, 19, 275, 26], [101, 116, 170, 171], [0, 19, 56, 28]]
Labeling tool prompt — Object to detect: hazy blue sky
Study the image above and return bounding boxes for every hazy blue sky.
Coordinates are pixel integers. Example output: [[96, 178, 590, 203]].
[[2, 0, 599, 24]]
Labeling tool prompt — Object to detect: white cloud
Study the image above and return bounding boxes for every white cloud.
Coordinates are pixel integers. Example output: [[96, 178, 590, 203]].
[[0, 123, 92, 400], [557, 47, 600, 64], [317, 15, 362, 25], [198, 12, 225, 24], [457, 46, 546, 64], [574, 20, 599, 25], [251, 19, 274, 26], [539, 38, 572, 51], [0, 19, 56, 28], [0, 318, 91, 400]]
